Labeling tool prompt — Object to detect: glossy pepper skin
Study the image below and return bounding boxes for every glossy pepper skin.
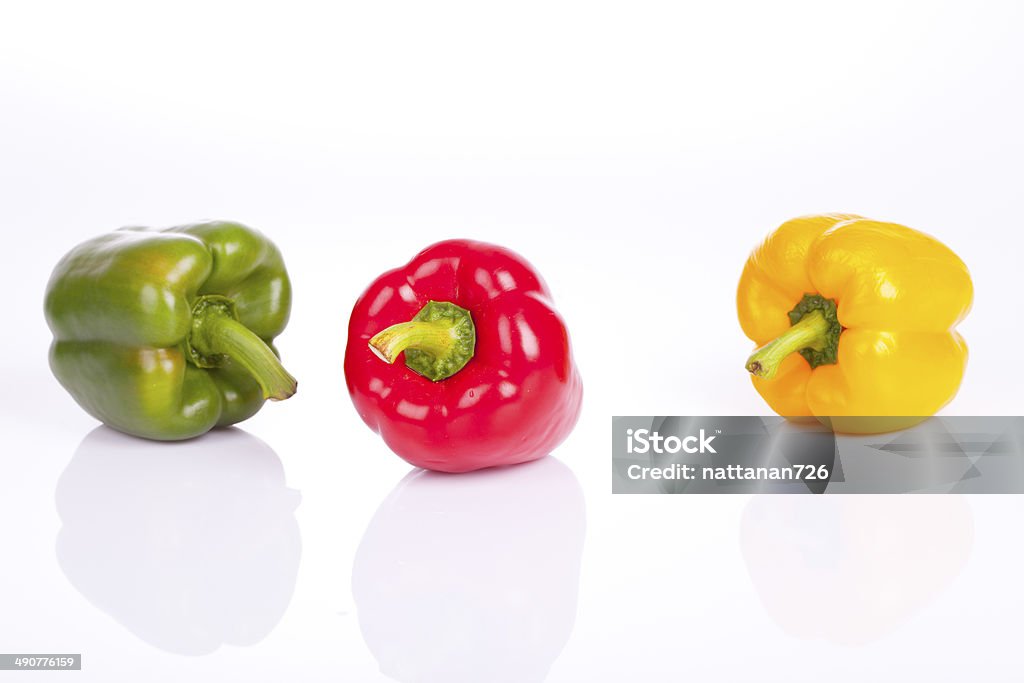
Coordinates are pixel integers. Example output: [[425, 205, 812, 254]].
[[345, 239, 582, 473], [738, 214, 972, 433], [45, 221, 296, 440]]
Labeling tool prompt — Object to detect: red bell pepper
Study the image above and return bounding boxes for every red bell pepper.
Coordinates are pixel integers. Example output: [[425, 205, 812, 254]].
[[344, 239, 583, 473]]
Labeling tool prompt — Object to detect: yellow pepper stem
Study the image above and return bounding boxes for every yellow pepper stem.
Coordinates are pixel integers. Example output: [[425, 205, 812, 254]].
[[746, 310, 830, 380]]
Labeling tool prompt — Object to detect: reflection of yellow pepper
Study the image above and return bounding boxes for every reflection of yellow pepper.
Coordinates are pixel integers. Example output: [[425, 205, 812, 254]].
[[737, 214, 973, 433]]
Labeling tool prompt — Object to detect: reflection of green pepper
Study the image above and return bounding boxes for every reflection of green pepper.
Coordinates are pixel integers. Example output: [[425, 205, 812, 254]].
[[45, 221, 297, 440]]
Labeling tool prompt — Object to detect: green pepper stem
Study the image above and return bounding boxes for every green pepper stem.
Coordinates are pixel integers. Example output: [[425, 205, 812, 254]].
[[368, 300, 476, 382], [746, 309, 830, 380], [369, 321, 460, 365], [193, 309, 297, 400]]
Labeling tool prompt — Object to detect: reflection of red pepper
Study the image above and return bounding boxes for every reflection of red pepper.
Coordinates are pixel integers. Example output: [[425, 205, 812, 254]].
[[345, 240, 582, 473]]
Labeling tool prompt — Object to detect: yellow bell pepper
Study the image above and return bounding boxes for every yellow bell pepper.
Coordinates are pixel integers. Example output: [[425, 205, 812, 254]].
[[737, 214, 973, 433]]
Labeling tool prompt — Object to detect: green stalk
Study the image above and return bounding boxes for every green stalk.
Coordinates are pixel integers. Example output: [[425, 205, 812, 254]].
[[370, 321, 462, 364], [189, 296, 297, 400], [369, 301, 475, 382], [746, 310, 829, 380], [745, 294, 844, 380]]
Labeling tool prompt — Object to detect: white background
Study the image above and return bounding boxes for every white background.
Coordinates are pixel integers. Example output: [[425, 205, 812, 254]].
[[1, 1, 1023, 681]]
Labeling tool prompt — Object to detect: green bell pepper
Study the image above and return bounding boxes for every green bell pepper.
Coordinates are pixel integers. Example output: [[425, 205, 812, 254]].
[[45, 221, 297, 440]]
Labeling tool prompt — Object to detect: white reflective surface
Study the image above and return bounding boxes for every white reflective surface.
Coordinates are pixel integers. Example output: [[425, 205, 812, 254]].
[[55, 428, 302, 656], [353, 458, 585, 683], [741, 496, 974, 645], [1, 410, 1023, 681]]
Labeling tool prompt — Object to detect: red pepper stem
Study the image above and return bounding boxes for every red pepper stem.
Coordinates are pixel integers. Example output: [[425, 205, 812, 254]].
[[745, 309, 829, 380], [368, 300, 476, 382], [369, 321, 460, 364]]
